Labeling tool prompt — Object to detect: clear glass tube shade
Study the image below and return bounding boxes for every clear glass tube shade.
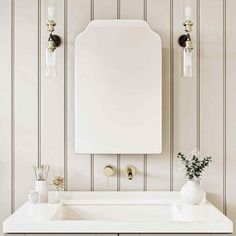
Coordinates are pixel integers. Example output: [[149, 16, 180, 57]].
[[48, 6, 55, 21], [45, 0, 57, 22], [45, 49, 56, 78], [183, 0, 195, 22], [181, 49, 193, 79]]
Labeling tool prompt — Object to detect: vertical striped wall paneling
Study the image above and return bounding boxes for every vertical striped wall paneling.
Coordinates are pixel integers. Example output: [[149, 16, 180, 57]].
[[0, 0, 235, 233]]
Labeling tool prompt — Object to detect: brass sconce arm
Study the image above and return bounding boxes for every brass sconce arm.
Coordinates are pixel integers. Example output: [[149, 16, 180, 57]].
[[178, 33, 193, 51]]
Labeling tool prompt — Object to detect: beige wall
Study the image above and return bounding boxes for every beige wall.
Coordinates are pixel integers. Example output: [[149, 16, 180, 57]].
[[0, 0, 236, 232]]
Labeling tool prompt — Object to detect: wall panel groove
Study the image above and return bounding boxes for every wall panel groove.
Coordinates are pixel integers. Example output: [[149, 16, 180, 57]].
[[222, 0, 227, 215], [116, 0, 120, 192], [143, 155, 147, 191], [143, 0, 147, 192], [90, 0, 94, 191], [170, 0, 174, 191], [196, 0, 201, 150], [143, 0, 147, 21], [144, 154, 147, 191], [91, 154, 94, 191], [64, 0, 68, 191], [37, 0, 41, 168], [117, 154, 121, 191], [117, 0, 120, 19], [10, 0, 15, 213], [91, 0, 94, 21]]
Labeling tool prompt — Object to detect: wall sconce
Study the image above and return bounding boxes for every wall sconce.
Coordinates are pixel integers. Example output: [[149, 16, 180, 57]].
[[178, 0, 194, 79], [45, 1, 61, 78]]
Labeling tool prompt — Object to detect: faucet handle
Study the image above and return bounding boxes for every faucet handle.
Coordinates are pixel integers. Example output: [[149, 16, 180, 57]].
[[125, 165, 136, 180], [103, 165, 115, 177]]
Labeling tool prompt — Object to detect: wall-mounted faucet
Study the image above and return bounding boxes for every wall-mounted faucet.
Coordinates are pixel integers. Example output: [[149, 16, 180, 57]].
[[125, 165, 136, 180]]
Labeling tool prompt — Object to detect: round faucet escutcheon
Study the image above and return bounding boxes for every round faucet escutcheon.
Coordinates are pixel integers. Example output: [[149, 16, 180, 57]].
[[103, 165, 116, 177]]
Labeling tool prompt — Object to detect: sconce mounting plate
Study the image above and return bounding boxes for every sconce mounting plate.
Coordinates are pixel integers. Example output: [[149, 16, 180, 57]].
[[51, 35, 61, 47], [178, 34, 188, 48]]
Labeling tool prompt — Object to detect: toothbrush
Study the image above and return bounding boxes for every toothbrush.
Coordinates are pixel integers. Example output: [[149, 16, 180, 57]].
[[33, 164, 50, 181]]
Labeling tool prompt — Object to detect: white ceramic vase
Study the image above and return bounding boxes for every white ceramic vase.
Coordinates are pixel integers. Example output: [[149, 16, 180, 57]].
[[180, 179, 205, 205], [35, 180, 48, 203], [52, 190, 60, 203]]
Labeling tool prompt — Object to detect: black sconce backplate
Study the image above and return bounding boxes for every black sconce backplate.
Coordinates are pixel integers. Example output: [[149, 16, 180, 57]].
[[51, 34, 61, 47], [178, 34, 188, 48]]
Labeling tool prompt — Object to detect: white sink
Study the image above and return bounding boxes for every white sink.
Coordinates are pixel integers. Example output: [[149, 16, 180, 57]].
[[52, 203, 182, 221], [3, 191, 233, 234]]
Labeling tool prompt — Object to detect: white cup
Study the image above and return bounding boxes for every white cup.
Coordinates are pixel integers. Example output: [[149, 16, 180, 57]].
[[35, 180, 48, 203]]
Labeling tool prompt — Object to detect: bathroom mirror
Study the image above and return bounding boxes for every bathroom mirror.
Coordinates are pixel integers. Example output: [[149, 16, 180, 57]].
[[75, 20, 162, 154]]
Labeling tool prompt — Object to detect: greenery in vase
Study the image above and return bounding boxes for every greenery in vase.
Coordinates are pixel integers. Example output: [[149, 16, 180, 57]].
[[177, 150, 212, 181]]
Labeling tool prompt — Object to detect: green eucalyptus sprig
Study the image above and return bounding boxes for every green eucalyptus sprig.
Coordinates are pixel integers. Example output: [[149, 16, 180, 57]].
[[177, 150, 212, 181]]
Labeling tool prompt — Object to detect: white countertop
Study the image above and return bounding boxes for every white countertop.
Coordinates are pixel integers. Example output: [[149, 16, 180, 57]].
[[3, 191, 233, 234]]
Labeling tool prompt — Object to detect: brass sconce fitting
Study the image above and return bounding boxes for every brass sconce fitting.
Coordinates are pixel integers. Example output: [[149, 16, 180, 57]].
[[183, 20, 193, 33], [178, 34, 193, 52], [46, 20, 61, 52], [178, 33, 193, 52], [46, 20, 56, 32], [184, 38, 193, 52]]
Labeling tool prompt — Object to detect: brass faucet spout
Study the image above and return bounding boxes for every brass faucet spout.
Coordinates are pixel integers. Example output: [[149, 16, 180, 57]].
[[128, 169, 133, 180], [125, 165, 136, 180]]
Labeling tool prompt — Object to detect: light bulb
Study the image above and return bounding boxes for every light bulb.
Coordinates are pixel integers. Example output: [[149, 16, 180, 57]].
[[45, 49, 56, 78], [182, 49, 193, 78]]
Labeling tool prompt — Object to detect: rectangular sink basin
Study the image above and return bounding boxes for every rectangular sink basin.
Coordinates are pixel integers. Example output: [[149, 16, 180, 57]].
[[52, 203, 182, 221], [3, 191, 233, 233]]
